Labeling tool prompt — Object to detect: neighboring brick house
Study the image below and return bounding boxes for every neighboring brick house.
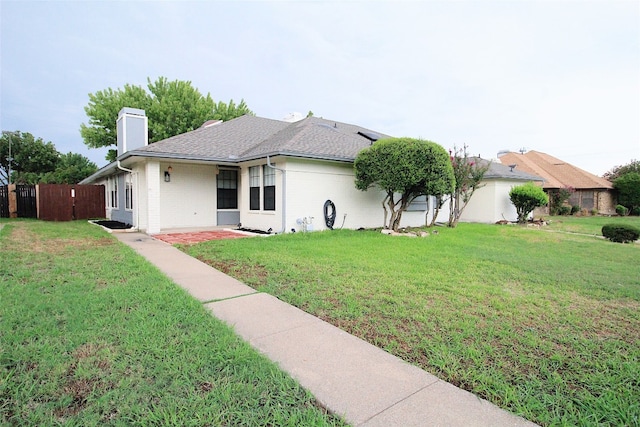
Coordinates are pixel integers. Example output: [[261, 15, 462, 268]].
[[498, 150, 616, 215]]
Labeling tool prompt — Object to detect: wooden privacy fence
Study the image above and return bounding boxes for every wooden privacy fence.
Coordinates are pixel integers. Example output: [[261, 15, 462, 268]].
[[0, 184, 37, 219], [0, 186, 8, 218], [38, 184, 105, 221], [0, 184, 105, 221], [17, 185, 37, 218]]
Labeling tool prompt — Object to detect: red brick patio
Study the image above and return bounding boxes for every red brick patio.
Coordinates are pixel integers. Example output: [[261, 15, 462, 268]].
[[152, 230, 253, 244]]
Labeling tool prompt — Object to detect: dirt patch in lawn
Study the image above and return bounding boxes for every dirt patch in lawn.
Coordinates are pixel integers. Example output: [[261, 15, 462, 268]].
[[6, 223, 115, 254], [55, 342, 115, 421]]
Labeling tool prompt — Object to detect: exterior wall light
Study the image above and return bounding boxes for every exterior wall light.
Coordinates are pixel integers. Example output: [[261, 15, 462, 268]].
[[164, 166, 172, 182]]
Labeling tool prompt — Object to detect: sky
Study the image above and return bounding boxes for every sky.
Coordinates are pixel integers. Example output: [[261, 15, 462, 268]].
[[1, 0, 639, 176]]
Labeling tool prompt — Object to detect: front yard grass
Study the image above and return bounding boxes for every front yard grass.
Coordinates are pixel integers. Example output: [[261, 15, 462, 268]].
[[544, 214, 640, 236], [0, 220, 346, 426], [182, 222, 640, 427]]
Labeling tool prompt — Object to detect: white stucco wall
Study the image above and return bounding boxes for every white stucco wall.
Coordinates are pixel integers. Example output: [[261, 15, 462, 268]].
[[459, 179, 522, 223], [238, 158, 431, 233], [285, 158, 386, 231], [238, 159, 284, 232], [145, 161, 161, 234], [158, 162, 217, 229], [131, 163, 146, 230]]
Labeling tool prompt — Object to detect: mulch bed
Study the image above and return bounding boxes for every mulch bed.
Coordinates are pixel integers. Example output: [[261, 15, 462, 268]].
[[93, 220, 133, 230]]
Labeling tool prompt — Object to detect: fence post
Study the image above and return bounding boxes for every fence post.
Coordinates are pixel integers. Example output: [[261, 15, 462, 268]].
[[8, 184, 17, 218]]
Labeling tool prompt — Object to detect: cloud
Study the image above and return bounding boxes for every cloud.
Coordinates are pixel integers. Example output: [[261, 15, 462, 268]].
[[1, 0, 638, 174]]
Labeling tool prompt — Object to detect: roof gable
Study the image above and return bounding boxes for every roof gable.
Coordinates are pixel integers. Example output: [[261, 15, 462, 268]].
[[129, 115, 289, 161], [241, 117, 390, 161], [498, 151, 613, 189], [126, 115, 390, 163]]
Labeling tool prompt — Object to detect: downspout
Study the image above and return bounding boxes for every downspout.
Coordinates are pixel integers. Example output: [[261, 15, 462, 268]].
[[266, 155, 287, 233], [117, 160, 139, 230]]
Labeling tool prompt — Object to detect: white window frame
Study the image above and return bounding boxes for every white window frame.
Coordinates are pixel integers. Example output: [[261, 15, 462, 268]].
[[263, 164, 276, 211], [108, 176, 118, 209], [125, 174, 133, 211], [249, 166, 261, 211]]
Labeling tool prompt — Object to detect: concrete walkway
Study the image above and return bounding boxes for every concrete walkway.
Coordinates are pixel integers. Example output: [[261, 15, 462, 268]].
[[115, 231, 538, 427]]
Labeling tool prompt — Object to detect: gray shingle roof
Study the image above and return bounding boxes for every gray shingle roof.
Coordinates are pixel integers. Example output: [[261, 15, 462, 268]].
[[472, 157, 544, 181], [128, 115, 289, 161], [125, 115, 390, 163]]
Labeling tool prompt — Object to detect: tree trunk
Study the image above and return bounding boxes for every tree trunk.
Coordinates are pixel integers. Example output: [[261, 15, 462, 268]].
[[448, 194, 457, 227], [381, 194, 390, 229], [428, 196, 445, 227]]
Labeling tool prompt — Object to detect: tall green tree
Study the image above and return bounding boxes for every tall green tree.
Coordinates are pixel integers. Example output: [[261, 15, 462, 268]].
[[80, 77, 254, 162], [41, 152, 98, 184], [613, 172, 640, 215], [603, 159, 640, 181], [354, 138, 454, 231], [80, 84, 151, 156], [1, 131, 97, 185], [1, 131, 59, 184], [211, 99, 253, 122], [509, 182, 548, 223]]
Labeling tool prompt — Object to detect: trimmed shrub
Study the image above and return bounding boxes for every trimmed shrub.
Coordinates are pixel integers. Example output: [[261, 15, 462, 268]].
[[571, 205, 580, 215], [616, 205, 629, 216], [509, 183, 549, 223], [558, 206, 571, 216], [601, 224, 640, 243]]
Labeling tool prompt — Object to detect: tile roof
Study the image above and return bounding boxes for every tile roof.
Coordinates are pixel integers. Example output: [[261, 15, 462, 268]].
[[126, 115, 390, 163], [498, 151, 613, 190]]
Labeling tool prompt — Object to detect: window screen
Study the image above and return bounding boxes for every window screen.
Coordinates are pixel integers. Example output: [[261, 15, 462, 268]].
[[217, 170, 238, 209], [249, 166, 260, 210], [263, 165, 276, 211]]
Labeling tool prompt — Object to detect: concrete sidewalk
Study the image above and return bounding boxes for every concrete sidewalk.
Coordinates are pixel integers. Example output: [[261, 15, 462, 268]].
[[115, 231, 537, 427]]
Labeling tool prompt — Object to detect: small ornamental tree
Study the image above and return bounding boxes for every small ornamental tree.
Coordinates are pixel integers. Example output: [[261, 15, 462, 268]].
[[448, 145, 490, 228], [509, 182, 548, 223], [549, 186, 575, 215], [354, 138, 454, 231]]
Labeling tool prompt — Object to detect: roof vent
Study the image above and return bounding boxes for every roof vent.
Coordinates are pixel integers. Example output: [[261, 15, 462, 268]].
[[358, 131, 381, 143], [282, 112, 304, 123], [317, 123, 337, 131], [201, 119, 222, 128]]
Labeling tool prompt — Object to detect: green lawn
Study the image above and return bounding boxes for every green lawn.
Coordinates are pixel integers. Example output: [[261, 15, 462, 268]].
[[181, 220, 640, 427], [0, 220, 346, 426], [544, 214, 640, 235]]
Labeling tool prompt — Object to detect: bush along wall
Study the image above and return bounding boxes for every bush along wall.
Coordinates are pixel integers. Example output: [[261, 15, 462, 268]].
[[601, 224, 640, 243]]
